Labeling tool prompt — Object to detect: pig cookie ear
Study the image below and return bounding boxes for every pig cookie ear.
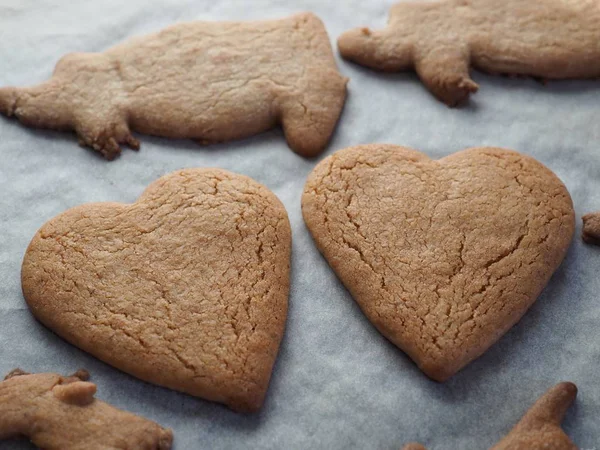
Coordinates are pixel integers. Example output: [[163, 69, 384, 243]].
[[58, 369, 91, 385], [70, 369, 91, 381], [52, 381, 97, 406], [4, 368, 30, 380]]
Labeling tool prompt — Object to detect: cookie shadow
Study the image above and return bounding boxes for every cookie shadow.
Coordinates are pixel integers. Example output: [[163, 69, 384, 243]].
[[7, 311, 268, 445], [340, 61, 482, 113], [1, 114, 332, 164], [475, 70, 600, 94], [138, 119, 347, 166], [137, 129, 282, 156], [306, 211, 581, 410], [426, 240, 580, 403], [124, 380, 269, 432], [468, 69, 600, 109], [82, 348, 271, 433], [0, 440, 35, 450], [0, 116, 108, 161], [299, 219, 438, 383], [340, 61, 600, 114]]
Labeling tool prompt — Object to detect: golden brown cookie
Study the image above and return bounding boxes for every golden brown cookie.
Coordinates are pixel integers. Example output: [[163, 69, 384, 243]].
[[0, 13, 347, 159], [302, 145, 574, 381], [582, 212, 600, 246], [0, 369, 172, 450], [21, 168, 291, 412], [401, 382, 577, 450], [338, 0, 600, 106]]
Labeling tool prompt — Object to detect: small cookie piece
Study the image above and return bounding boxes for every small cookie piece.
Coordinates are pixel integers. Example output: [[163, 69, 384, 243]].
[[338, 0, 600, 106], [22, 168, 291, 412], [402, 444, 427, 450], [0, 369, 172, 449], [0, 13, 347, 159], [582, 212, 600, 245], [302, 145, 574, 381], [402, 382, 577, 450]]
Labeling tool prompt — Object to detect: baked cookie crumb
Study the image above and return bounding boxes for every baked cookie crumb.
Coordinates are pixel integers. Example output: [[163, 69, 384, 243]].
[[582, 212, 600, 245]]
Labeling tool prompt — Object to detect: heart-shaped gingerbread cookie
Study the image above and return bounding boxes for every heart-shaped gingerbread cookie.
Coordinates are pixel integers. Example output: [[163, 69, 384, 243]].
[[302, 145, 574, 381], [22, 169, 291, 412]]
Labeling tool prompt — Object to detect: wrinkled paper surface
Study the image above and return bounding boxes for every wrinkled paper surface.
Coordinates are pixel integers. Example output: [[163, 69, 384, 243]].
[[1, 0, 599, 448]]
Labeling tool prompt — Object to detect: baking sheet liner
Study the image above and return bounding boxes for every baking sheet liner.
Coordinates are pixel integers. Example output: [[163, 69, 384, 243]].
[[1, 1, 599, 448]]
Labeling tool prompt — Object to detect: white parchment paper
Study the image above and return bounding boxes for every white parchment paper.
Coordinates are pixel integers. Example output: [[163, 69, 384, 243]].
[[1, 1, 599, 448]]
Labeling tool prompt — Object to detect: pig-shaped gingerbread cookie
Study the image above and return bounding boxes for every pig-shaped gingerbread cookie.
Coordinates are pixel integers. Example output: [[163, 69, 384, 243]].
[[0, 13, 347, 159], [338, 0, 600, 106], [0, 369, 173, 449]]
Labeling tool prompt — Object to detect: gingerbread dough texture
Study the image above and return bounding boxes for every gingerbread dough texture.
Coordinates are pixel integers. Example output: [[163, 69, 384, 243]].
[[582, 212, 600, 246], [0, 12, 347, 159], [338, 0, 600, 106], [302, 145, 574, 381], [21, 168, 292, 412], [0, 369, 172, 450], [401, 382, 577, 450]]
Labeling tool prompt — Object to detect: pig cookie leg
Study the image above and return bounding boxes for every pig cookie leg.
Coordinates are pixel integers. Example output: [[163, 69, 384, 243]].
[[415, 45, 479, 107], [280, 102, 329, 157], [53, 52, 139, 160], [279, 72, 347, 157], [74, 112, 140, 161]]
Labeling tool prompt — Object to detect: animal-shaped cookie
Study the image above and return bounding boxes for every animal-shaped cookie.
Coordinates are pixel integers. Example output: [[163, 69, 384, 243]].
[[0, 13, 347, 159], [338, 0, 600, 106], [0, 369, 172, 450], [582, 212, 600, 245], [302, 145, 574, 381], [21, 168, 291, 412], [402, 382, 577, 449]]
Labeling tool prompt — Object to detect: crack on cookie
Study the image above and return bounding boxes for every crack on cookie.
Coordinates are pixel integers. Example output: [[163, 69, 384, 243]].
[[483, 219, 529, 269]]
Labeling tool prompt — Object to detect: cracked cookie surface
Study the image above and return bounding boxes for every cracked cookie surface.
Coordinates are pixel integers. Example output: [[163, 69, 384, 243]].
[[302, 145, 574, 380], [0, 12, 347, 159], [0, 369, 172, 450], [21, 168, 291, 412], [402, 382, 577, 450], [338, 0, 600, 106]]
